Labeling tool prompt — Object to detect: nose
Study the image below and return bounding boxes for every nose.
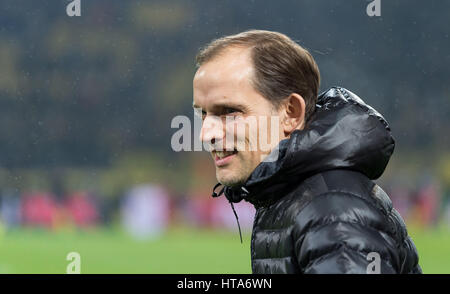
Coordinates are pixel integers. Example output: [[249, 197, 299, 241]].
[[200, 115, 224, 148]]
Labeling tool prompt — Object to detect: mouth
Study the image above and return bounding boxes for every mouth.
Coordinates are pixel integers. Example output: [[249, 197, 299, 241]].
[[213, 149, 238, 167]]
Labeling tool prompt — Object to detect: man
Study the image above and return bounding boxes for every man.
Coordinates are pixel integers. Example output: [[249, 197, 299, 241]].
[[192, 30, 421, 274]]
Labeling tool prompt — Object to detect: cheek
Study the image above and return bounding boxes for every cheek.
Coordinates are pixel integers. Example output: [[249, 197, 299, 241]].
[[230, 116, 277, 151], [234, 123, 247, 140], [229, 121, 248, 150]]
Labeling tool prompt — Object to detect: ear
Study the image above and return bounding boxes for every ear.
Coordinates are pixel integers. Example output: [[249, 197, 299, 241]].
[[281, 93, 306, 137]]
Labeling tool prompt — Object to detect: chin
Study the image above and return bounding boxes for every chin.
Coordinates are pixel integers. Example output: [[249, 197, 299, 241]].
[[216, 170, 245, 187]]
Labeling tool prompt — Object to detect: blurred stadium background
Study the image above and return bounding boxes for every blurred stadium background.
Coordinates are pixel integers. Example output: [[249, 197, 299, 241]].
[[0, 0, 449, 273]]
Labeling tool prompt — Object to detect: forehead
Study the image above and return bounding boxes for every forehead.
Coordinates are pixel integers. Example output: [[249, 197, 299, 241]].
[[193, 46, 255, 107]]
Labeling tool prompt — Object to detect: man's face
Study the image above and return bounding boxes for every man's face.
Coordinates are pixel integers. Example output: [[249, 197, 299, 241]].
[[193, 46, 286, 187]]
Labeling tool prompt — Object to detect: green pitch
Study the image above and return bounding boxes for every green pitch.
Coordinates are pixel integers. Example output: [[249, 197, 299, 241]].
[[0, 225, 448, 274]]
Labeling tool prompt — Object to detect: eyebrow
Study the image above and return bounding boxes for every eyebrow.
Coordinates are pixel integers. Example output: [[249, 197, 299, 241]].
[[192, 102, 249, 112]]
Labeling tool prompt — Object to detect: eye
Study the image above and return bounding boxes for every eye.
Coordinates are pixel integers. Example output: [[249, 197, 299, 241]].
[[223, 107, 239, 115]]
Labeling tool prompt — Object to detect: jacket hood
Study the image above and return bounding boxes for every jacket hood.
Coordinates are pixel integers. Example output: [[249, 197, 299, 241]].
[[214, 86, 396, 208]]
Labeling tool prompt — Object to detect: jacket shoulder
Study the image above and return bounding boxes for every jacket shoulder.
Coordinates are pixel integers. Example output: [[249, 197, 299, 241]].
[[291, 169, 392, 237], [288, 169, 421, 273], [294, 169, 393, 233]]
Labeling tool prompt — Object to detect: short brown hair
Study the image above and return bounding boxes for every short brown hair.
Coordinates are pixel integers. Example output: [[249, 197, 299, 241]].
[[196, 29, 320, 125]]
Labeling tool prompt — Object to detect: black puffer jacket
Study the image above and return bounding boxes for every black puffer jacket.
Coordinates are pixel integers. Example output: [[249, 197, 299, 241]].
[[212, 87, 421, 274]]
